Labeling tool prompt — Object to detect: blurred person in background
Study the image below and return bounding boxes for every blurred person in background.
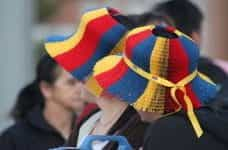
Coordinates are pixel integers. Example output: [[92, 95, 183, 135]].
[[0, 54, 85, 150], [153, 0, 203, 45]]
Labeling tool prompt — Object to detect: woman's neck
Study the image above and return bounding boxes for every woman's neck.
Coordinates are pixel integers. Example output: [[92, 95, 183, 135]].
[[91, 97, 128, 135], [137, 110, 162, 123], [43, 101, 74, 140]]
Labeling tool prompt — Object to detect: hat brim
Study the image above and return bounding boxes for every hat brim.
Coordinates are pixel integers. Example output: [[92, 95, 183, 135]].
[[44, 8, 127, 80], [91, 55, 217, 112]]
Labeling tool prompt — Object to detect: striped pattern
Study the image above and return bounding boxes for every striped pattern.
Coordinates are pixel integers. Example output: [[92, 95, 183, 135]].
[[92, 25, 217, 114], [164, 37, 201, 113], [133, 37, 169, 112], [45, 8, 127, 80]]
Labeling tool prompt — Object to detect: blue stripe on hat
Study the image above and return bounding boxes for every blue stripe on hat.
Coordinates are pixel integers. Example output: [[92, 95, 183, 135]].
[[107, 69, 148, 103], [179, 36, 200, 72], [71, 24, 127, 80], [131, 35, 157, 72], [46, 35, 72, 42], [191, 76, 217, 104]]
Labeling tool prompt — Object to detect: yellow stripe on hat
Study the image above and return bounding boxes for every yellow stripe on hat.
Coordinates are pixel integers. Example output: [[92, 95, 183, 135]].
[[85, 76, 103, 96], [45, 8, 109, 57], [93, 55, 122, 76], [133, 37, 169, 112], [149, 37, 169, 113], [126, 25, 155, 38], [174, 29, 193, 41]]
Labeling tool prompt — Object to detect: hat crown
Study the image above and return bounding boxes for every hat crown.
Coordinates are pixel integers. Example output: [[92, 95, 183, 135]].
[[125, 25, 200, 81]]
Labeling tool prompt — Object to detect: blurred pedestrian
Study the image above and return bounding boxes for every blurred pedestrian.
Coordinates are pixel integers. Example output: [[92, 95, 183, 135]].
[[0, 54, 85, 150]]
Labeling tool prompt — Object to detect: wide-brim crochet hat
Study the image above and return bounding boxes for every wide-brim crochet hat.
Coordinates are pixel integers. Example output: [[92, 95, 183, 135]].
[[89, 25, 217, 138], [44, 7, 129, 80]]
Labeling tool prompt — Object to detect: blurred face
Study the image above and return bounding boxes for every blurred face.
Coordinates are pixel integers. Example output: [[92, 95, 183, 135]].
[[48, 68, 85, 112]]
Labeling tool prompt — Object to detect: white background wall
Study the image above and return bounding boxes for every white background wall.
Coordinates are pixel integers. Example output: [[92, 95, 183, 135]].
[[0, 0, 35, 131]]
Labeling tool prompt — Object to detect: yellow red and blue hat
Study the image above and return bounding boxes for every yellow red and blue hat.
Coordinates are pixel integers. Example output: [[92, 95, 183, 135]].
[[44, 7, 128, 80], [90, 25, 218, 138]]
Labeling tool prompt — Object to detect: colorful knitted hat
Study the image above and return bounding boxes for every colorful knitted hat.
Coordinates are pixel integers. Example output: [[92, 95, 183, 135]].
[[44, 7, 128, 80], [89, 25, 217, 138]]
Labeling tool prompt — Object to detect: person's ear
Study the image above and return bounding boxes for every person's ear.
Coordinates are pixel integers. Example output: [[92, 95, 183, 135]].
[[39, 81, 53, 99], [191, 31, 201, 46]]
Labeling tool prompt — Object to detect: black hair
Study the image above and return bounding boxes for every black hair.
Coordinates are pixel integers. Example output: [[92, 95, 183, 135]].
[[152, 26, 178, 38], [113, 14, 136, 30], [107, 8, 137, 30], [127, 12, 172, 27], [11, 54, 59, 121], [152, 0, 203, 36]]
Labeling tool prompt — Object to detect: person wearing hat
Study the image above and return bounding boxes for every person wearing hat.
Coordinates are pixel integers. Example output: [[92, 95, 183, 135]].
[[45, 7, 148, 149], [129, 1, 228, 106], [89, 25, 228, 149]]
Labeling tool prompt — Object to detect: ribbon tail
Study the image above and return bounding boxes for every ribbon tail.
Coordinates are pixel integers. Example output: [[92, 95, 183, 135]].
[[187, 110, 203, 138], [184, 92, 203, 138]]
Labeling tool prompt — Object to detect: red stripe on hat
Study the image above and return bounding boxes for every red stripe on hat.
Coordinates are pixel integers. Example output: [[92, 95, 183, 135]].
[[54, 15, 118, 71], [125, 30, 152, 58], [95, 59, 128, 88], [165, 39, 201, 112]]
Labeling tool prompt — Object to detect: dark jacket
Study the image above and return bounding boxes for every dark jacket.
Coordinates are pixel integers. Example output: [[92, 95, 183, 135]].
[[0, 107, 70, 150], [68, 106, 149, 150], [144, 107, 228, 150]]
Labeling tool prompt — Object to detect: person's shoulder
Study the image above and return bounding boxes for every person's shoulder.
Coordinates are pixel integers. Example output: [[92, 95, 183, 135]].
[[143, 112, 197, 150], [0, 126, 14, 139], [157, 112, 188, 125], [0, 121, 27, 137], [0, 124, 20, 148], [147, 112, 190, 135], [0, 120, 35, 149]]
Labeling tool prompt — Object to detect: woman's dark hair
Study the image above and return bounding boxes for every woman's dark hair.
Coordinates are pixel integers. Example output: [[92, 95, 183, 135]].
[[113, 14, 136, 30], [107, 8, 136, 30], [11, 54, 59, 121], [127, 12, 172, 27]]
